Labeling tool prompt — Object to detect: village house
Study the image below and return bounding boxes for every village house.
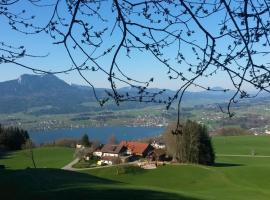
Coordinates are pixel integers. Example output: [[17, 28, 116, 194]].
[[120, 141, 153, 157], [101, 144, 126, 157], [97, 144, 126, 165]]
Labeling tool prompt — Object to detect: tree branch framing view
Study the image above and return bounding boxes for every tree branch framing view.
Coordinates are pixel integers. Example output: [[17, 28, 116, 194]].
[[1, 0, 270, 132]]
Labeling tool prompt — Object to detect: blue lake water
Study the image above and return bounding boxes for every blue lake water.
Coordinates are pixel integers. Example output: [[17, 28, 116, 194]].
[[30, 126, 164, 145]]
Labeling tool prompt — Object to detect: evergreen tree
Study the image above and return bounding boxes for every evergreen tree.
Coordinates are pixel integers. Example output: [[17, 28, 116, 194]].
[[198, 125, 215, 165], [80, 134, 90, 147]]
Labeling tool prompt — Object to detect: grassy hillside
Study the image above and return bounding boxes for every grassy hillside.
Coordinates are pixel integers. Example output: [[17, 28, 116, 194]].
[[0, 156, 270, 200], [0, 147, 74, 169], [0, 136, 270, 199], [213, 135, 270, 155], [84, 156, 270, 200]]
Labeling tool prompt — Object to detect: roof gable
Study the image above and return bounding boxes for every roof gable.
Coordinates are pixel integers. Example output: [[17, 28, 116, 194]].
[[120, 141, 150, 154], [101, 144, 125, 154]]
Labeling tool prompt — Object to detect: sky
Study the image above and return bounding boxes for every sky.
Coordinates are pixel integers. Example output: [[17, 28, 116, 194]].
[[0, 0, 269, 92]]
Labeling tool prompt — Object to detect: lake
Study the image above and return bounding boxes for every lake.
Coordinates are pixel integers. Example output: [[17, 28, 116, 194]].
[[30, 126, 165, 145]]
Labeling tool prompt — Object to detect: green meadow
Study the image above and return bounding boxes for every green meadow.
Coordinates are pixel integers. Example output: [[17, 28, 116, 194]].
[[0, 147, 74, 169], [0, 135, 270, 200], [214, 135, 270, 155]]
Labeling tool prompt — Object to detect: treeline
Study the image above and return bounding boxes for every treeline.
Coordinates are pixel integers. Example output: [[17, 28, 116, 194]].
[[0, 124, 29, 150]]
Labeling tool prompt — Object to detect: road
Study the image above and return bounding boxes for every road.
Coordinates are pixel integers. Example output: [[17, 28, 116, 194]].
[[62, 158, 138, 171]]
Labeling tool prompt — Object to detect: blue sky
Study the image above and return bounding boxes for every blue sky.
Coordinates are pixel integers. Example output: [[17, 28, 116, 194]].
[[0, 1, 268, 92]]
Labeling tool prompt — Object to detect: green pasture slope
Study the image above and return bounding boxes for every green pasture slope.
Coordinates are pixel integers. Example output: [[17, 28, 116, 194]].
[[214, 135, 270, 155], [0, 136, 270, 200], [0, 147, 74, 169]]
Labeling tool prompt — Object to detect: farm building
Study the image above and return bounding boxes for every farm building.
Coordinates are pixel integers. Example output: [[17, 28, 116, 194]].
[[120, 141, 153, 157]]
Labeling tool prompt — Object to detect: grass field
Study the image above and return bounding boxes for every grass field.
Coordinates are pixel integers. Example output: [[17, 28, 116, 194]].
[[0, 136, 270, 200], [213, 135, 270, 155], [0, 147, 74, 169]]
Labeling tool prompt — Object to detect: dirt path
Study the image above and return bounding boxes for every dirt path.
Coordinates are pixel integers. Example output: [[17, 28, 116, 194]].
[[61, 158, 79, 171]]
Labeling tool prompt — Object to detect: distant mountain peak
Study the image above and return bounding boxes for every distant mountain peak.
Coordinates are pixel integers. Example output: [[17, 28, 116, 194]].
[[17, 74, 35, 84]]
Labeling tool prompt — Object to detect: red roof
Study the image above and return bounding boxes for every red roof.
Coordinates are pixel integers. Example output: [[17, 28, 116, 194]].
[[120, 141, 150, 155]]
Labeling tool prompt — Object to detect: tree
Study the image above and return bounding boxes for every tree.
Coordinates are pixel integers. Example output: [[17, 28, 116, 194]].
[[22, 139, 36, 168], [80, 134, 90, 147], [1, 1, 270, 130], [164, 120, 215, 165], [112, 157, 122, 175]]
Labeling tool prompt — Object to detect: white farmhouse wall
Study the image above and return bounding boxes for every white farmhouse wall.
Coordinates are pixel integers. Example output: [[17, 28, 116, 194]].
[[93, 151, 103, 157]]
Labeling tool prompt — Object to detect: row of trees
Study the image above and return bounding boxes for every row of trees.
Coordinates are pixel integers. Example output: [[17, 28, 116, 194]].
[[164, 120, 215, 166], [0, 124, 30, 151]]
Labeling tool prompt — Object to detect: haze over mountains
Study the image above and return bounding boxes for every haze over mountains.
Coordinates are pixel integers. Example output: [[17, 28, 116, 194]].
[[0, 74, 238, 114]]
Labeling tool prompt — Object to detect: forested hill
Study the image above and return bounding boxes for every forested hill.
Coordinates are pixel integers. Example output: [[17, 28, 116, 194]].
[[0, 74, 240, 115]]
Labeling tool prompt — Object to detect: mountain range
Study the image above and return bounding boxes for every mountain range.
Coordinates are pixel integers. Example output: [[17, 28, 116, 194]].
[[0, 74, 239, 114]]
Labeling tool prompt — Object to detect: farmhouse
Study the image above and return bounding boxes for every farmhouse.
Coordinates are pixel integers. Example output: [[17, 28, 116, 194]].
[[120, 141, 153, 157], [90, 141, 163, 166], [97, 144, 126, 165], [101, 144, 126, 157]]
